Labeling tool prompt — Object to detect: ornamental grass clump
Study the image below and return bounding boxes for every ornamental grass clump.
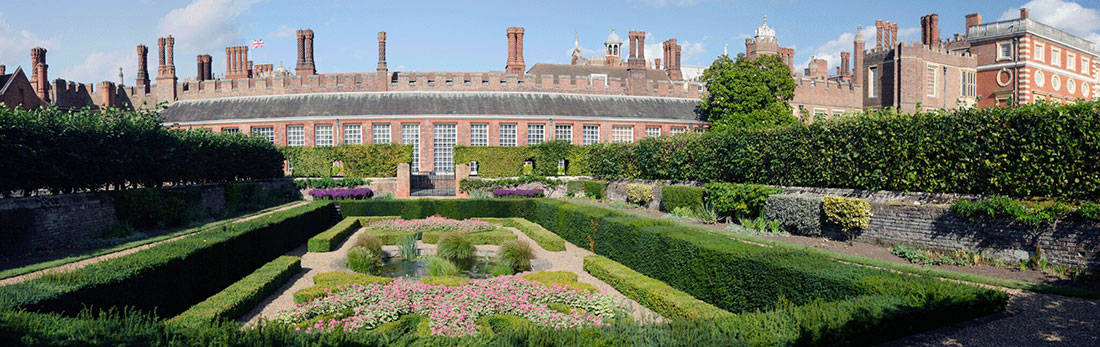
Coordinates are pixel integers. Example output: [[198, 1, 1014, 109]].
[[436, 232, 476, 263], [497, 240, 534, 272], [347, 246, 383, 275], [308, 188, 373, 200], [425, 256, 461, 277], [397, 234, 418, 260], [273, 276, 624, 337], [367, 216, 492, 233]]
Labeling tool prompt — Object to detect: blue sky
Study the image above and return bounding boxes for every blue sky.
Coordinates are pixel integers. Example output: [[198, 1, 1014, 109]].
[[3, 0, 1099, 84]]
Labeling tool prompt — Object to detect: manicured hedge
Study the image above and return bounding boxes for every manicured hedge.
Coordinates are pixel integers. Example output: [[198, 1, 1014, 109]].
[[704, 183, 782, 218], [168, 255, 301, 328], [308, 216, 397, 252], [584, 255, 732, 320], [293, 272, 391, 304], [0, 107, 284, 195], [0, 202, 335, 318], [477, 217, 566, 251], [454, 141, 589, 178], [338, 199, 534, 220], [280, 144, 412, 178], [661, 186, 704, 211], [763, 195, 825, 236], [583, 181, 607, 200]]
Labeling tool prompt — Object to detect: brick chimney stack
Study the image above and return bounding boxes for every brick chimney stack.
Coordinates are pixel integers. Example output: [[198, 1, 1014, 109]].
[[136, 44, 150, 93], [654, 58, 661, 70], [965, 13, 982, 36], [840, 51, 851, 78], [30, 47, 50, 103], [853, 25, 865, 86], [157, 37, 167, 76], [921, 14, 941, 47], [165, 35, 175, 76], [155, 36, 178, 103], [203, 55, 212, 80], [627, 30, 646, 70], [0, 65, 5, 75], [662, 38, 683, 81], [1020, 8, 1029, 19], [875, 20, 899, 48], [377, 31, 388, 73], [295, 29, 316, 75], [98, 81, 116, 109], [505, 27, 526, 75], [197, 55, 206, 81]]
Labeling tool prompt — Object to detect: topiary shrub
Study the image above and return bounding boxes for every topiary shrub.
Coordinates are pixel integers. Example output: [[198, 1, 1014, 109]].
[[822, 196, 872, 241], [347, 246, 383, 275], [436, 231, 476, 262], [497, 240, 534, 272], [763, 195, 824, 236], [625, 184, 653, 207], [704, 183, 782, 219], [661, 186, 704, 212]]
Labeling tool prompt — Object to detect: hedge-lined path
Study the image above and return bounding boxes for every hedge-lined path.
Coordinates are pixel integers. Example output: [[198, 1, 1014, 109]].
[[241, 222, 661, 325], [0, 201, 309, 287]]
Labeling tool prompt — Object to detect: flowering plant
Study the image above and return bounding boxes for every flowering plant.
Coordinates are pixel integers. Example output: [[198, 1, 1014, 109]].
[[274, 275, 624, 337], [309, 187, 373, 200], [492, 189, 544, 198], [367, 216, 492, 233]]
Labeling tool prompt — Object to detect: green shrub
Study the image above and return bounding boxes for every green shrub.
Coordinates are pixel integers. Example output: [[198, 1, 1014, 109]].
[[398, 234, 418, 260], [307, 218, 360, 252], [583, 181, 607, 200], [168, 256, 300, 328], [950, 197, 1075, 226], [225, 182, 260, 206], [425, 256, 461, 277], [585, 143, 639, 179], [347, 246, 384, 275], [704, 183, 781, 219], [566, 181, 586, 197], [436, 232, 476, 262], [454, 146, 532, 177], [497, 240, 534, 272], [1080, 203, 1100, 221], [477, 218, 566, 252], [522, 271, 597, 292], [421, 276, 471, 286], [489, 263, 515, 276], [114, 188, 203, 230], [584, 255, 732, 320], [625, 184, 653, 206], [293, 272, 390, 304], [763, 195, 824, 236], [281, 144, 412, 178], [661, 186, 704, 211], [293, 177, 366, 189], [459, 176, 563, 193], [822, 196, 872, 238], [0, 202, 334, 317]]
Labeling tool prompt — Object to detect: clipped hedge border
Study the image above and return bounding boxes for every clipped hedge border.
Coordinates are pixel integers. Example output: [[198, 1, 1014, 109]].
[[477, 217, 566, 252], [293, 272, 392, 304], [168, 255, 301, 327], [307, 217, 397, 252], [583, 255, 731, 320], [0, 202, 335, 318], [661, 186, 704, 211]]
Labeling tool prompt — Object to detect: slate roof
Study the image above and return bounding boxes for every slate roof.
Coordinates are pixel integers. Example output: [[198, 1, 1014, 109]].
[[159, 91, 703, 123]]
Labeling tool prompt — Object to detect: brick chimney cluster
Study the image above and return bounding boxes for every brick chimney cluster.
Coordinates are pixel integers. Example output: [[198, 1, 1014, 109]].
[[505, 27, 526, 75], [875, 20, 899, 48], [627, 30, 646, 69], [296, 29, 316, 76], [838, 51, 851, 78], [921, 13, 940, 48], [196, 54, 213, 81], [136, 44, 150, 93], [662, 38, 683, 81], [225, 46, 252, 79], [30, 47, 50, 103], [156, 35, 177, 102]]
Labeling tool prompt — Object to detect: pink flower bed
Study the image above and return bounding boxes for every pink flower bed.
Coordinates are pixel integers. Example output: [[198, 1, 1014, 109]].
[[365, 215, 493, 233], [274, 276, 624, 337]]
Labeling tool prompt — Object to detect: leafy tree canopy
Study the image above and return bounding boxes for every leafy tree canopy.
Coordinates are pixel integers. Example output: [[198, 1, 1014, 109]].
[[698, 54, 799, 131]]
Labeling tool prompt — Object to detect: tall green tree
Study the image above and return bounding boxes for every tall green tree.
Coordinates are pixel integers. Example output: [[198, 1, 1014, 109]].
[[698, 54, 798, 131]]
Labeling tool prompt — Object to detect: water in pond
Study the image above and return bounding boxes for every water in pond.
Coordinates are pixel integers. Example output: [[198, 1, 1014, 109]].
[[378, 257, 492, 280]]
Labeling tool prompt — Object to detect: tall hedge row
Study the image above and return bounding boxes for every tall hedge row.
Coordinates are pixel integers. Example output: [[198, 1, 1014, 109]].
[[0, 106, 284, 195], [454, 141, 588, 177], [280, 144, 412, 178]]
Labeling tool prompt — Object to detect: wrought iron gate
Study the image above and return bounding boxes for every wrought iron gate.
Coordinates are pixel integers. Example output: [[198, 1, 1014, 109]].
[[410, 172, 455, 196]]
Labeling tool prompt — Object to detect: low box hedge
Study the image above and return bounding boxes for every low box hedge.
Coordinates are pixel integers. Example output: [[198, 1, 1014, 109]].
[[583, 255, 732, 320], [476, 217, 566, 252], [763, 195, 825, 236], [307, 216, 397, 252], [0, 202, 335, 318], [293, 272, 391, 304], [661, 186, 703, 211], [167, 255, 301, 328]]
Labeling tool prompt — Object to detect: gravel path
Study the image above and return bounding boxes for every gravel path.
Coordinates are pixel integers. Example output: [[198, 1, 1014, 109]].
[[0, 201, 309, 286], [240, 222, 662, 324]]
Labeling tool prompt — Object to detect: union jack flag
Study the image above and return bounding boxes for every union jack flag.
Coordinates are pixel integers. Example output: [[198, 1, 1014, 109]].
[[251, 39, 264, 48]]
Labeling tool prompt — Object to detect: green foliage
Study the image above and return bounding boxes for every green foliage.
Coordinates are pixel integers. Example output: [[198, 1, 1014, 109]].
[[522, 271, 597, 292], [951, 197, 1075, 226], [168, 256, 300, 328], [1080, 203, 1100, 221], [625, 184, 653, 206], [583, 180, 607, 200], [281, 144, 412, 178], [397, 234, 418, 260], [584, 255, 732, 320], [355, 233, 384, 255], [822, 196, 872, 232], [307, 217, 360, 252], [436, 232, 476, 262], [661, 186, 704, 211], [739, 216, 780, 233], [0, 202, 334, 317], [489, 263, 515, 276], [566, 181, 586, 197], [425, 256, 461, 277], [293, 177, 366, 189], [113, 187, 204, 230], [459, 176, 563, 193], [224, 182, 260, 206], [891, 245, 980, 267], [584, 143, 640, 179], [477, 218, 566, 252], [293, 272, 391, 304], [497, 240, 534, 272], [347, 246, 384, 275], [698, 54, 798, 131], [703, 183, 782, 218], [421, 276, 471, 286], [454, 146, 533, 177], [763, 195, 824, 236]]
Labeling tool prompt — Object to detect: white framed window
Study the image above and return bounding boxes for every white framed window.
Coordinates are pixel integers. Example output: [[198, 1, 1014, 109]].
[[670, 126, 686, 136], [926, 64, 937, 97], [582, 124, 600, 145], [433, 123, 456, 173], [868, 66, 878, 98], [315, 124, 333, 147], [499, 123, 517, 146], [997, 42, 1013, 61], [343, 123, 362, 145], [1051, 48, 1061, 67], [372, 123, 391, 144], [962, 71, 976, 97], [813, 109, 827, 118], [645, 126, 661, 138], [611, 125, 634, 143], [1082, 58, 1090, 76], [402, 123, 420, 173], [221, 127, 239, 133], [527, 123, 545, 145], [1035, 70, 1045, 87], [286, 125, 305, 147], [1052, 75, 1061, 91], [554, 124, 572, 142], [1067, 78, 1076, 94], [469, 123, 488, 146], [1034, 43, 1044, 62], [1067, 53, 1077, 71], [251, 126, 274, 144]]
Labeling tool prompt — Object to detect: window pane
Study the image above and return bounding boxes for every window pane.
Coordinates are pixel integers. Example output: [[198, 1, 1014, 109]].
[[373, 123, 390, 144], [343, 124, 362, 144], [402, 123, 420, 173], [582, 125, 600, 145], [527, 123, 544, 145], [499, 124, 516, 146], [670, 126, 686, 135], [611, 125, 634, 143], [286, 125, 304, 147], [251, 126, 274, 144], [315, 125, 333, 147], [645, 126, 661, 138], [469, 123, 488, 146], [433, 124, 457, 173], [221, 127, 240, 133], [555, 124, 572, 142]]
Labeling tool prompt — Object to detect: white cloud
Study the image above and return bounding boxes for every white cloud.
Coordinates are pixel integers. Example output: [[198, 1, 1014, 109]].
[[271, 25, 296, 39], [999, 0, 1100, 48], [0, 12, 60, 68], [58, 49, 131, 83], [158, 0, 263, 53], [631, 0, 700, 7]]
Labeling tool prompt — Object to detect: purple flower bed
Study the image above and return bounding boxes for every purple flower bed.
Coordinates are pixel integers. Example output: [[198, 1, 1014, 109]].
[[309, 187, 374, 200], [492, 189, 544, 198]]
